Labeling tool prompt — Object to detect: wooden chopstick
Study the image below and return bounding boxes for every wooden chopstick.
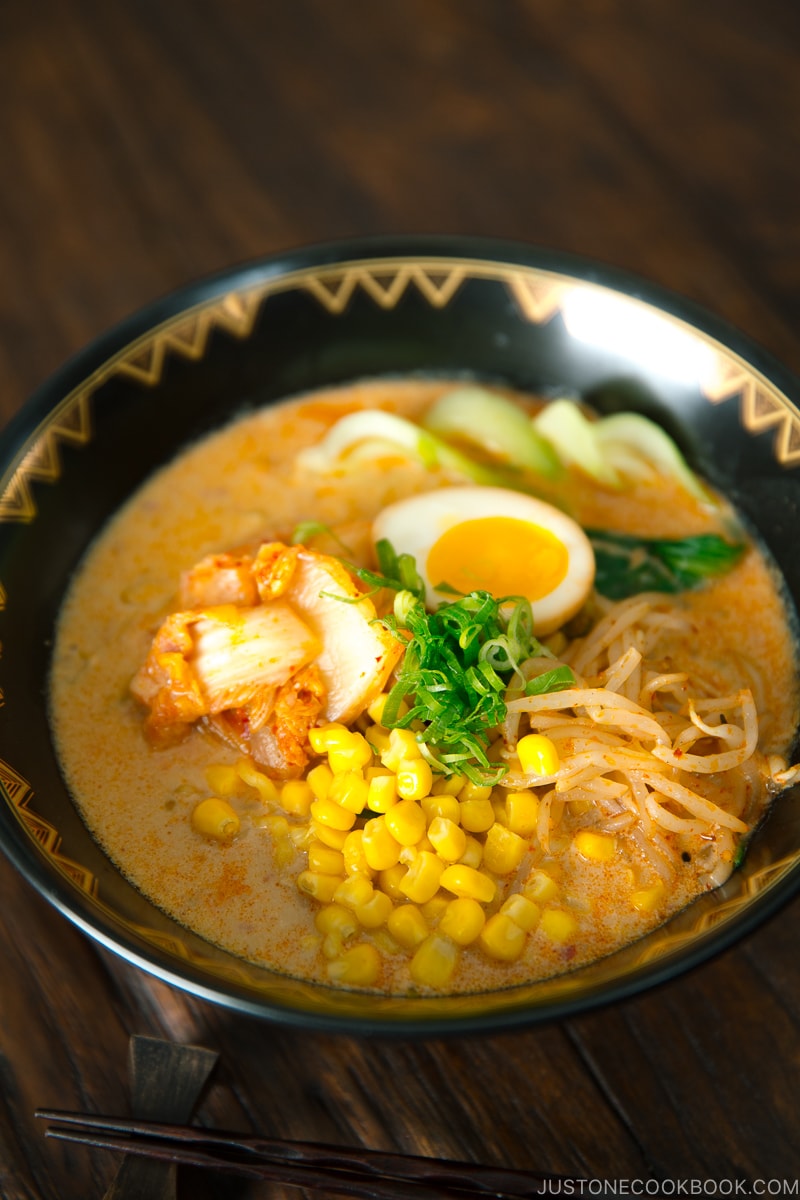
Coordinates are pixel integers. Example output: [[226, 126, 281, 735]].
[[36, 1108, 578, 1198]]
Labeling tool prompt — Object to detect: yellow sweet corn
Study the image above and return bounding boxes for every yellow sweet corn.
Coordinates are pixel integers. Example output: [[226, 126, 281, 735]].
[[310, 820, 350, 850], [333, 875, 375, 910], [479, 912, 527, 961], [191, 798, 240, 841], [523, 868, 559, 903], [399, 850, 445, 904], [307, 841, 346, 876], [326, 943, 381, 986], [366, 772, 397, 813], [458, 780, 493, 804], [280, 779, 314, 817], [310, 796, 357, 832], [386, 903, 429, 949], [315, 904, 358, 939], [409, 934, 459, 987], [367, 692, 408, 725], [307, 762, 334, 802], [384, 799, 426, 846], [308, 722, 351, 754], [377, 864, 407, 901], [236, 760, 280, 803], [482, 824, 528, 875], [328, 731, 373, 774], [297, 871, 342, 903], [459, 797, 496, 833], [421, 894, 449, 924], [342, 829, 374, 877], [354, 890, 393, 929], [204, 764, 239, 796], [381, 728, 420, 772], [439, 864, 496, 904], [631, 882, 666, 913], [365, 724, 391, 754], [458, 835, 483, 869], [516, 734, 560, 777], [539, 907, 578, 943], [504, 790, 540, 836], [439, 897, 485, 945], [361, 817, 402, 871], [327, 771, 369, 814], [395, 757, 433, 801], [500, 893, 541, 932], [427, 816, 467, 862], [573, 830, 617, 862], [421, 794, 461, 825], [431, 774, 465, 797]]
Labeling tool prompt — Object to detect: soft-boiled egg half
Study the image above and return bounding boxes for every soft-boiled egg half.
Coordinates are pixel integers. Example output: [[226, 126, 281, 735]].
[[372, 486, 595, 635]]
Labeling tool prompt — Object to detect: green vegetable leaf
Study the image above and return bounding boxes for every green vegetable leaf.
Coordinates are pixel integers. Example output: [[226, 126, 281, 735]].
[[588, 530, 746, 600], [525, 665, 576, 696]]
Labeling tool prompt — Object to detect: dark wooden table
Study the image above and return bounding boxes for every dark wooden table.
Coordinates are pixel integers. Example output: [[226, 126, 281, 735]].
[[2, 2, 799, 1196]]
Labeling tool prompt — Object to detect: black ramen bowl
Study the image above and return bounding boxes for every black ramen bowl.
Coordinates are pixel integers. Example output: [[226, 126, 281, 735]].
[[1, 235, 799, 1035]]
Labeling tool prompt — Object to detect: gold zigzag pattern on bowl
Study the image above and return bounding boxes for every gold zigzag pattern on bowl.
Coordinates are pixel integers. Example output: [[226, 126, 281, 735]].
[[3, 258, 800, 526], [0, 758, 98, 897]]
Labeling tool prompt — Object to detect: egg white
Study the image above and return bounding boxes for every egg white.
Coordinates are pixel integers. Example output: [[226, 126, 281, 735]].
[[372, 486, 595, 635]]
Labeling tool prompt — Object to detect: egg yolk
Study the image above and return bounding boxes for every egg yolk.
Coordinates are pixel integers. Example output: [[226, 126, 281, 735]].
[[426, 516, 569, 600]]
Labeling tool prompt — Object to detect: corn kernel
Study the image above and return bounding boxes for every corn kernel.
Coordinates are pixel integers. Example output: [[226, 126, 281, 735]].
[[440, 864, 496, 904], [262, 813, 290, 841], [307, 762, 334, 802], [483, 824, 528, 875], [354, 890, 393, 929], [439, 897, 485, 945], [342, 830, 374, 877], [328, 731, 373, 774], [458, 780, 493, 803], [310, 820, 349, 850], [523, 869, 559, 903], [421, 794, 461, 825], [367, 693, 408, 725], [409, 934, 459, 988], [504, 790, 540, 836], [395, 757, 433, 801], [459, 835, 483, 869], [205, 764, 239, 796], [236, 760, 280, 803], [308, 722, 351, 754], [280, 779, 313, 817], [631, 882, 666, 912], [307, 840, 346, 875], [366, 772, 398, 814], [310, 797, 357, 832], [500, 893, 541, 932], [427, 816, 467, 862], [431, 774, 465, 796], [539, 908, 578, 943], [333, 875, 375, 910], [377, 863, 407, 901], [191, 798, 240, 841], [328, 771, 369, 814], [365, 724, 391, 754], [421, 894, 450, 924], [315, 904, 358, 939], [491, 797, 509, 827], [326, 943, 381, 986], [297, 871, 342, 903], [321, 932, 343, 959], [362, 817, 402, 871], [459, 797, 496, 833], [399, 850, 445, 904], [479, 913, 527, 961], [516, 734, 560, 777], [386, 903, 429, 949], [384, 799, 426, 846], [381, 728, 420, 772], [573, 830, 617, 862]]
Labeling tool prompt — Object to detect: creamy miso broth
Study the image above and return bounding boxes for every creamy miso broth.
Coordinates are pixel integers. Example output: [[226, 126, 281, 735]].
[[50, 380, 800, 994]]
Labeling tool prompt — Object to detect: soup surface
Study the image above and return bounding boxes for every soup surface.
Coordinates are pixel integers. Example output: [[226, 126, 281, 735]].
[[50, 380, 800, 994]]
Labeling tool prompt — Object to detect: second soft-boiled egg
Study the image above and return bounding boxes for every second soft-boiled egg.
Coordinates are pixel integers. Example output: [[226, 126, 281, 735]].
[[372, 486, 595, 635]]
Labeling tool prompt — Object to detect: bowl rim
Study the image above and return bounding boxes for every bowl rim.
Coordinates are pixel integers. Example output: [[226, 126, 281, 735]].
[[2, 232, 800, 1035]]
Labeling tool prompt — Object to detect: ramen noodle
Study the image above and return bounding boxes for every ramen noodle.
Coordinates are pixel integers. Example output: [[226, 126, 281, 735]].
[[49, 380, 800, 993]]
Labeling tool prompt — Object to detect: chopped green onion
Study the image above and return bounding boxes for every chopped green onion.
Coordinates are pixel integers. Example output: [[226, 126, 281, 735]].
[[422, 386, 562, 477], [525, 665, 576, 696]]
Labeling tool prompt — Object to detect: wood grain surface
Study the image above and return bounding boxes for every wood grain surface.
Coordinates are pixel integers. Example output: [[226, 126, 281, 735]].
[[1, 2, 799, 1197]]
